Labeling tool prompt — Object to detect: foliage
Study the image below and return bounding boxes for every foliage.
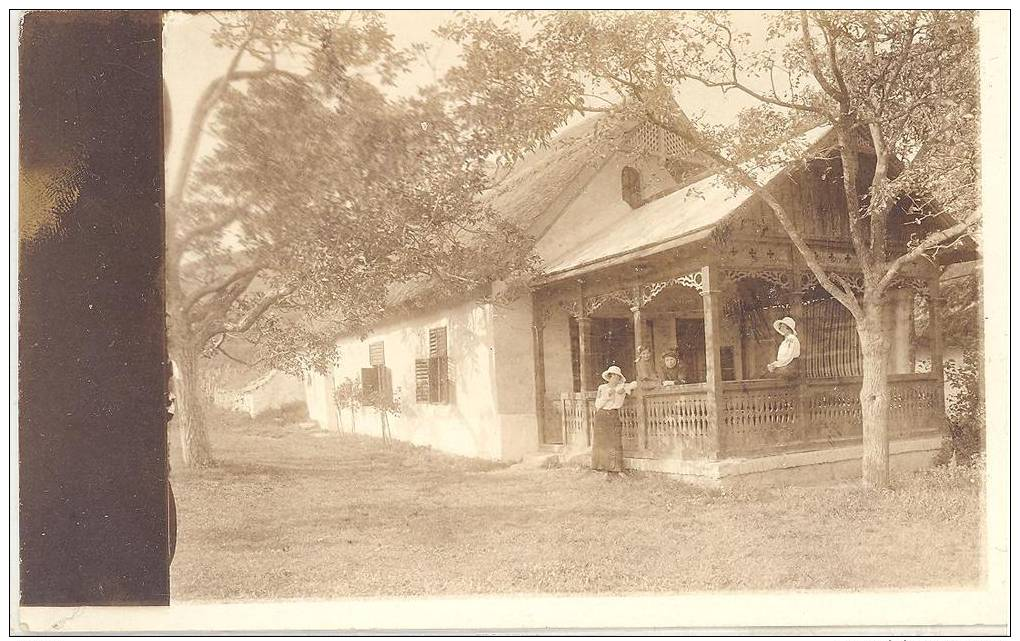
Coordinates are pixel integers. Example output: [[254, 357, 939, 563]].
[[937, 348, 984, 464], [332, 376, 398, 414], [437, 9, 981, 486], [170, 9, 538, 374], [438, 10, 979, 305], [935, 268, 983, 464], [259, 401, 310, 424], [167, 11, 539, 464]]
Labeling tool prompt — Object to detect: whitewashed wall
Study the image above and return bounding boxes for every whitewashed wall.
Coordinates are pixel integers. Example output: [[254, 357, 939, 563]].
[[305, 297, 540, 462]]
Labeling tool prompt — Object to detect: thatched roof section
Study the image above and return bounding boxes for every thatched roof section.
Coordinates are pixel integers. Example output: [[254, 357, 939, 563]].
[[481, 114, 626, 235], [379, 115, 629, 311]]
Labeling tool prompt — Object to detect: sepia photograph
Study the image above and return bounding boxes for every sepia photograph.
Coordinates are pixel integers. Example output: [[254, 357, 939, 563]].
[[14, 7, 1010, 634]]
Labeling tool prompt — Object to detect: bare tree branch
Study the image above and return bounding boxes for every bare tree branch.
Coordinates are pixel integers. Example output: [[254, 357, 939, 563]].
[[877, 214, 978, 292], [183, 263, 265, 316]]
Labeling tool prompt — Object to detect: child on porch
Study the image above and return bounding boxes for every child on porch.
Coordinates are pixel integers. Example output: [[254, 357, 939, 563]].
[[660, 348, 687, 385], [635, 346, 658, 388], [764, 316, 801, 379]]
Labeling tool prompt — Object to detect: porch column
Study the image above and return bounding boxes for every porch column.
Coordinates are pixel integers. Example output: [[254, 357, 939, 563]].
[[575, 297, 595, 447], [630, 286, 647, 452], [631, 286, 645, 353], [531, 305, 548, 444], [577, 315, 594, 392], [928, 276, 946, 420], [701, 265, 724, 459]]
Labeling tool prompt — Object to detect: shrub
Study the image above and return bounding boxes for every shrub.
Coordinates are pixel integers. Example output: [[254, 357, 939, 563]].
[[936, 347, 984, 465]]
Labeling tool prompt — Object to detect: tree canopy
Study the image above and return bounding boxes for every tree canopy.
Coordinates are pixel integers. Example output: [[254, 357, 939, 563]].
[[169, 11, 537, 375]]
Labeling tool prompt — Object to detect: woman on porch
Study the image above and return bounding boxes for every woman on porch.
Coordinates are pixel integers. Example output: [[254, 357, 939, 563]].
[[592, 366, 637, 475], [765, 316, 801, 379]]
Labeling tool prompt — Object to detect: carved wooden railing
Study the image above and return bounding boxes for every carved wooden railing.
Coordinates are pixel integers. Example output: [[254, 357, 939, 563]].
[[720, 373, 942, 457], [548, 384, 713, 459], [548, 373, 942, 460]]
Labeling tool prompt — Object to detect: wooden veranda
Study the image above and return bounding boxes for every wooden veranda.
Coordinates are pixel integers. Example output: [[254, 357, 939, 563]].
[[530, 234, 945, 464]]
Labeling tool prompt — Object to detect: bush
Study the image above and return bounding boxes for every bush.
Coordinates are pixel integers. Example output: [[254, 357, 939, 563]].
[[936, 348, 984, 466], [258, 401, 309, 424]]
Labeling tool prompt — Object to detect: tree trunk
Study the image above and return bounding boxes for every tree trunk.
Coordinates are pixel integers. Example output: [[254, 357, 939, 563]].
[[173, 343, 214, 467], [858, 298, 892, 487]]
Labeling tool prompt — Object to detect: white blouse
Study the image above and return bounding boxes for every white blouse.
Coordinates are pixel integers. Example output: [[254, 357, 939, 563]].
[[594, 382, 635, 410], [773, 334, 801, 368]]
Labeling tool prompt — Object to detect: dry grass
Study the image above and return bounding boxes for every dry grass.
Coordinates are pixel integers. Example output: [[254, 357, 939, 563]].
[[169, 410, 983, 601]]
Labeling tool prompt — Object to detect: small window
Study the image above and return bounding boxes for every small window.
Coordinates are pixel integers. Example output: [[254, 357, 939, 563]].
[[416, 327, 450, 404], [621, 166, 643, 209]]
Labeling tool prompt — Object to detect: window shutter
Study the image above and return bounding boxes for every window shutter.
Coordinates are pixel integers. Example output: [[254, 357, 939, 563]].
[[369, 341, 385, 366], [438, 355, 450, 404], [361, 367, 380, 397], [415, 359, 430, 403], [429, 327, 448, 357]]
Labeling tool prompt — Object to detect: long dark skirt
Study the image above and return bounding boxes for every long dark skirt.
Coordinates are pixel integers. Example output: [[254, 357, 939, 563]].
[[592, 409, 624, 472]]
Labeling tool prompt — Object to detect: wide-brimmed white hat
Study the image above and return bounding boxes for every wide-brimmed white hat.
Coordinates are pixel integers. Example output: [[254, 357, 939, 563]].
[[773, 316, 797, 335], [601, 365, 626, 382]]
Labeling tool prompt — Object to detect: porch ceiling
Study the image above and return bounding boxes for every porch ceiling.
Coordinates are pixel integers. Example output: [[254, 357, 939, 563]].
[[537, 126, 832, 282]]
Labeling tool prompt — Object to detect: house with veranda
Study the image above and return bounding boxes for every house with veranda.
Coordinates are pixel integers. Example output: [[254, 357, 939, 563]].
[[303, 115, 974, 485]]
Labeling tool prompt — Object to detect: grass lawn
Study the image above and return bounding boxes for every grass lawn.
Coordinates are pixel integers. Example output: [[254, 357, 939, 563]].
[[169, 410, 983, 601]]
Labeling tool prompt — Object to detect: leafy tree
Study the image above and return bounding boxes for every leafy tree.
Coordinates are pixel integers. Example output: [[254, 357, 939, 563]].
[[168, 11, 536, 466], [438, 10, 980, 486]]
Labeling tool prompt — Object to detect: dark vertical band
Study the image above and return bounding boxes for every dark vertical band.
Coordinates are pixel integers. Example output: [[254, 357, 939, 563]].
[[19, 10, 169, 606]]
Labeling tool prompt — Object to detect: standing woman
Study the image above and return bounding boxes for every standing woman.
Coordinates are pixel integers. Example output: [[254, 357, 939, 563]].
[[592, 365, 637, 475]]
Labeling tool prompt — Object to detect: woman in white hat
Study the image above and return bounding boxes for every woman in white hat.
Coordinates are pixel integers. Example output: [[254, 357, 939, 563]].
[[592, 365, 638, 474], [765, 316, 801, 378]]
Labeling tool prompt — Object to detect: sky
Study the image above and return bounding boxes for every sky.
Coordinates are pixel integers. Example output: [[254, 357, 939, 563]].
[[163, 10, 772, 186]]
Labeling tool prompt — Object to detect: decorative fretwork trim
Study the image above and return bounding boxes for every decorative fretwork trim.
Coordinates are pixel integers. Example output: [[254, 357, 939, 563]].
[[543, 271, 705, 318], [723, 269, 795, 291]]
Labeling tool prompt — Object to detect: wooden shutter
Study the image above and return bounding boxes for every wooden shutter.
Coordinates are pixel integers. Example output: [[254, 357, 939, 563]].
[[427, 327, 450, 404], [361, 367, 380, 397], [429, 327, 448, 357], [437, 356, 450, 404], [414, 359, 430, 402], [379, 366, 393, 403], [369, 341, 385, 366]]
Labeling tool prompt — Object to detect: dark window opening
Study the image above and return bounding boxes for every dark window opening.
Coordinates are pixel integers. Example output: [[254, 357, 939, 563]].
[[675, 318, 707, 383], [720, 346, 736, 381], [621, 166, 643, 209]]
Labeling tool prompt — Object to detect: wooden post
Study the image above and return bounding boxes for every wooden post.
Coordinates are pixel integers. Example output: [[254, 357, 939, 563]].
[[929, 276, 946, 422], [532, 319, 548, 444], [576, 303, 594, 447], [631, 286, 647, 452], [701, 265, 724, 459], [560, 395, 568, 445]]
